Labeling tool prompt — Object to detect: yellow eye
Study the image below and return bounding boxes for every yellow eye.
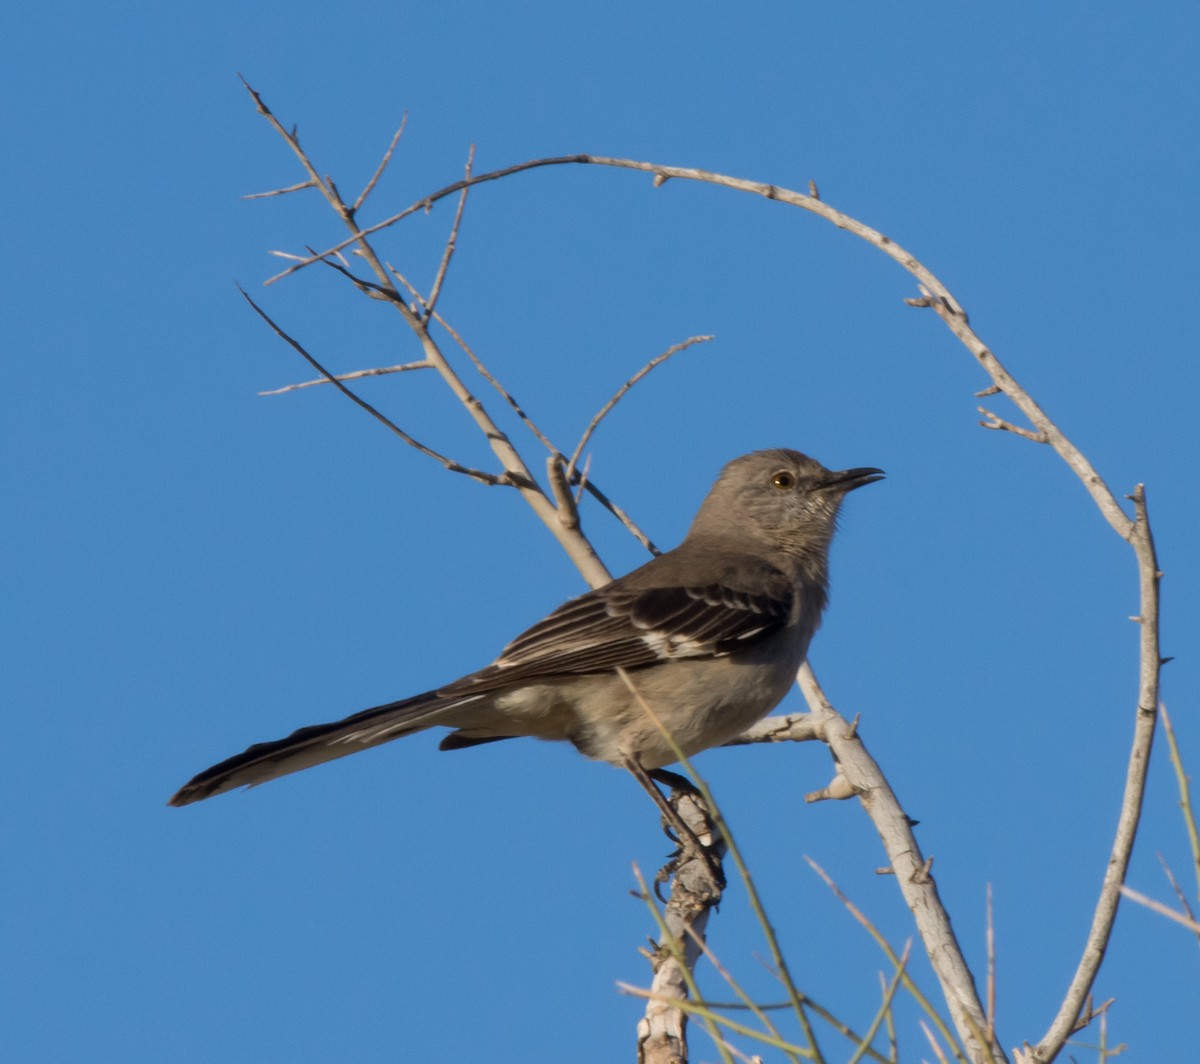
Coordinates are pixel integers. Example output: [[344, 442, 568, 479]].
[[771, 470, 796, 490]]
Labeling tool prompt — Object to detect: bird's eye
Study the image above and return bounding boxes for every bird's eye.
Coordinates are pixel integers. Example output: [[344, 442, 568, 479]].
[[771, 470, 796, 490]]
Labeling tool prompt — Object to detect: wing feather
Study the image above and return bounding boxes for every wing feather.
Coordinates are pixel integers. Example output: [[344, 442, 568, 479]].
[[443, 560, 796, 697]]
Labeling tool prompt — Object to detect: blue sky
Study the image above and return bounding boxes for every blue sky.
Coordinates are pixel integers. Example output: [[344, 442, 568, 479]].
[[4, 3, 1199, 1061]]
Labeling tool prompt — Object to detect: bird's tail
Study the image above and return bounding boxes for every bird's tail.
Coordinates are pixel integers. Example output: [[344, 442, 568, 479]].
[[168, 690, 479, 806]]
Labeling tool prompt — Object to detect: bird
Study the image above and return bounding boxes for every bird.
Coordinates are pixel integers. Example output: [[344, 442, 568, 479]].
[[169, 449, 882, 806]]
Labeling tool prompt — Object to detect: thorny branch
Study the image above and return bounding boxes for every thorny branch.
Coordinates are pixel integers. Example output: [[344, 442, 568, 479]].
[[240, 84, 1161, 1064]]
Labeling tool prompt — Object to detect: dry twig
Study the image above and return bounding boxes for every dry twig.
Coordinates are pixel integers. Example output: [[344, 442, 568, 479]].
[[566, 334, 714, 481], [258, 360, 431, 395]]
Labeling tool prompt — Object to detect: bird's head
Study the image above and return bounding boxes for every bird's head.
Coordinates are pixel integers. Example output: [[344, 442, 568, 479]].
[[689, 448, 884, 567]]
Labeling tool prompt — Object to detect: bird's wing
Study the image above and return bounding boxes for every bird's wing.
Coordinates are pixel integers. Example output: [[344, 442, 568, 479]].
[[169, 557, 798, 805], [444, 558, 796, 696]]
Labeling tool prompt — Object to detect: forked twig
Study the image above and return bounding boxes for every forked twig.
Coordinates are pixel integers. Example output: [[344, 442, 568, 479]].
[[425, 146, 473, 319], [242, 80, 615, 585], [977, 407, 1049, 444], [567, 334, 714, 480], [237, 286, 507, 486], [352, 113, 407, 214]]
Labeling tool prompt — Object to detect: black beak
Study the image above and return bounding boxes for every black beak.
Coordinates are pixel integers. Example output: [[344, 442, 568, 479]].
[[821, 467, 885, 492]]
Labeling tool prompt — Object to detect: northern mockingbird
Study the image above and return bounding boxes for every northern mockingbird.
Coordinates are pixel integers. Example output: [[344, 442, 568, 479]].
[[169, 449, 881, 806]]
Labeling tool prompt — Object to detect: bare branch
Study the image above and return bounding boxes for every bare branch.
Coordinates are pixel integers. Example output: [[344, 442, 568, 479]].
[[425, 146, 473, 319], [384, 271, 662, 553], [546, 456, 580, 532], [577, 478, 661, 556], [846, 941, 911, 1064], [1029, 485, 1160, 1063], [352, 114, 408, 214], [721, 712, 820, 747], [986, 884, 996, 1047], [243, 179, 317, 200], [1117, 885, 1200, 934], [1159, 703, 1200, 902], [236, 286, 508, 486], [806, 855, 970, 1064], [1154, 852, 1199, 942], [242, 82, 616, 586], [977, 406, 1049, 444], [262, 153, 599, 285], [799, 666, 1003, 1064], [567, 335, 714, 481], [420, 295, 562, 456], [239, 76, 406, 309], [414, 272, 662, 555], [259, 361, 431, 396]]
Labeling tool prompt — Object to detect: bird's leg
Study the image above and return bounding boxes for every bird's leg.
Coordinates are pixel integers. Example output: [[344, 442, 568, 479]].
[[623, 758, 726, 896], [648, 767, 701, 799]]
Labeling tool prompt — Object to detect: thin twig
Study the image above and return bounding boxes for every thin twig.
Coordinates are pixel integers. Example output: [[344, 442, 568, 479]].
[[242, 80, 613, 586], [566, 335, 714, 480], [978, 407, 1049, 444], [675, 925, 809, 1064], [1155, 853, 1199, 947], [846, 941, 911, 1064], [921, 1019, 954, 1064], [425, 146, 473, 319], [262, 154, 598, 285], [243, 179, 317, 199], [389, 261, 663, 553], [877, 971, 899, 1064], [237, 286, 506, 486], [352, 114, 408, 214], [1160, 704, 1200, 902], [577, 478, 661, 555], [798, 666, 1000, 1063], [987, 883, 996, 1046], [678, 922, 889, 1064], [259, 361, 431, 396], [1117, 885, 1200, 934], [418, 293, 562, 456], [805, 856, 969, 1064], [723, 712, 820, 746]]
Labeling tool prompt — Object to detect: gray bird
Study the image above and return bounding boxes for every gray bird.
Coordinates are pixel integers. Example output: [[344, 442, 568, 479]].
[[169, 449, 882, 806]]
